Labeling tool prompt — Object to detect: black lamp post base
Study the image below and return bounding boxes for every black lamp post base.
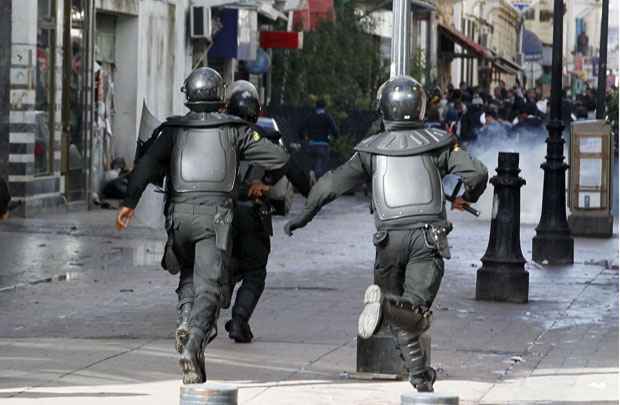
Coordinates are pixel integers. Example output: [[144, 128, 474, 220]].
[[476, 268, 529, 303], [532, 235, 574, 265]]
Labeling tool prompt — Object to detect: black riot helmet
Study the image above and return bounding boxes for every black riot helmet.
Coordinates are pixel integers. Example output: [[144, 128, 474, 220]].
[[227, 80, 261, 123], [181, 67, 226, 113], [377, 75, 427, 122]]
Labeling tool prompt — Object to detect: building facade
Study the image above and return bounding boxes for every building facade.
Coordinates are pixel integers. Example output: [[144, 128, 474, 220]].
[[0, 0, 194, 216], [449, 0, 522, 90], [2, 0, 294, 216]]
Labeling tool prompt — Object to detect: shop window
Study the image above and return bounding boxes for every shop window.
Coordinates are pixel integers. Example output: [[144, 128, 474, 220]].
[[36, 0, 56, 176]]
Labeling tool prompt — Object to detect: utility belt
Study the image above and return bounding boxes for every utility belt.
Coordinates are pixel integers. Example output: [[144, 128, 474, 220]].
[[169, 191, 231, 207], [373, 222, 453, 259], [172, 203, 218, 215], [170, 198, 234, 251]]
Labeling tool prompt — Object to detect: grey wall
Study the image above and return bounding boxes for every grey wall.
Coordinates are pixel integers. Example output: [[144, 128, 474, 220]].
[[112, 14, 139, 163], [93, 1, 192, 167], [137, 2, 177, 119]]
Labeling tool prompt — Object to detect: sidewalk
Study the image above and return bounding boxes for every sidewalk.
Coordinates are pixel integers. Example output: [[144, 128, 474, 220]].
[[0, 196, 617, 404]]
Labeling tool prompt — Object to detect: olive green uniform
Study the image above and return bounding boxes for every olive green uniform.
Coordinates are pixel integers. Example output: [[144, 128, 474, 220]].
[[124, 113, 289, 340], [287, 129, 487, 388]]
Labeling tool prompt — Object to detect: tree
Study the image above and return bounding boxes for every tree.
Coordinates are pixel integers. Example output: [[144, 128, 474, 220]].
[[270, 0, 388, 115]]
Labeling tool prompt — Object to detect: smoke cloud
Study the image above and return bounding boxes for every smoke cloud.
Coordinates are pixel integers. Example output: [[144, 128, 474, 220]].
[[468, 138, 549, 224]]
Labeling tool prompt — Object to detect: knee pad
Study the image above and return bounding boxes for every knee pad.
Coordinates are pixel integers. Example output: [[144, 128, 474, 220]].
[[384, 295, 432, 336]]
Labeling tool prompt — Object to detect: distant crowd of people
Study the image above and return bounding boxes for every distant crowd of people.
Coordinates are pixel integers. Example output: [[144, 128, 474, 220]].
[[425, 80, 608, 146]]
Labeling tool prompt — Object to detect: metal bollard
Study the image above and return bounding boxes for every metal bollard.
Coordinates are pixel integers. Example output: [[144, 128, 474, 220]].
[[180, 383, 238, 405], [476, 152, 529, 303], [356, 324, 407, 377], [401, 392, 459, 405]]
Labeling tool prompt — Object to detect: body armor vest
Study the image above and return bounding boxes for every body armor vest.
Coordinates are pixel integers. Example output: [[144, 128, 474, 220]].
[[356, 126, 451, 228], [170, 126, 238, 193], [371, 154, 444, 225]]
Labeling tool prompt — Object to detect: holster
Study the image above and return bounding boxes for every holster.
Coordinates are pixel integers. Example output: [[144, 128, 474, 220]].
[[214, 203, 234, 251], [373, 231, 389, 247], [221, 254, 237, 309], [423, 223, 453, 259]]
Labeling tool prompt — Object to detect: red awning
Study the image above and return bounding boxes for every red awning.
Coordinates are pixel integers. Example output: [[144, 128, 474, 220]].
[[293, 0, 335, 31], [438, 22, 492, 59]]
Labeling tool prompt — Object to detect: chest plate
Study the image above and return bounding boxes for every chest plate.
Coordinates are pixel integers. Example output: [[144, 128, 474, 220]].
[[372, 154, 444, 223], [170, 126, 238, 193]]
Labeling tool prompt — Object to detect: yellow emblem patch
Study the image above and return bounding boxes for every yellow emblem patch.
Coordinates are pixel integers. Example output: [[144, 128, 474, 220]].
[[252, 131, 261, 141]]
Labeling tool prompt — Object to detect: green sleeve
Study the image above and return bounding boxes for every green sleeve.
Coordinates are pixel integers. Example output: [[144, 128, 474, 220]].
[[434, 146, 489, 203], [297, 152, 371, 226], [237, 127, 289, 171]]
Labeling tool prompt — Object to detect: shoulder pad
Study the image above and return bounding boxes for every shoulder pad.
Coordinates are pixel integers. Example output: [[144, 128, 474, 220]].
[[354, 128, 452, 156], [164, 112, 245, 128]]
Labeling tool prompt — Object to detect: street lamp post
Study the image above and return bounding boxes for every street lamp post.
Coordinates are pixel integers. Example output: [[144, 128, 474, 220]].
[[596, 0, 609, 119], [391, 0, 412, 77], [531, 0, 574, 265]]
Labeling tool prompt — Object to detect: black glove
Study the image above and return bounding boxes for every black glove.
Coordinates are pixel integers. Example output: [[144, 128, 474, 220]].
[[284, 216, 306, 236]]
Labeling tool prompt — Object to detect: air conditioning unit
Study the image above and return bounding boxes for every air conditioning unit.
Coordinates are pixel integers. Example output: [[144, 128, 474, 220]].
[[190, 6, 212, 39]]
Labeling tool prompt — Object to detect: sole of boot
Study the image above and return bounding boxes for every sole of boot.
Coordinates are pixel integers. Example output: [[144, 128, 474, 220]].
[[357, 284, 383, 339], [175, 327, 190, 354], [179, 348, 205, 385], [229, 331, 252, 343]]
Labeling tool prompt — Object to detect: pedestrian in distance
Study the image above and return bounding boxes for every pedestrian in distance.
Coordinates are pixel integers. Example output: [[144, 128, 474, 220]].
[[298, 99, 339, 179], [510, 102, 547, 144], [475, 108, 511, 145]]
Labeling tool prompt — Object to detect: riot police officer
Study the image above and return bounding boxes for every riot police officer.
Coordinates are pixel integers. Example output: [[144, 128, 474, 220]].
[[116, 68, 289, 385], [284, 76, 488, 392], [224, 80, 311, 343]]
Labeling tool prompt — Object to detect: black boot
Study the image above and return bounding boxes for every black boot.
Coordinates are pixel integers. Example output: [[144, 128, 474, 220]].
[[391, 325, 436, 393], [225, 317, 254, 343], [411, 367, 437, 393], [179, 329, 206, 384], [176, 303, 192, 354]]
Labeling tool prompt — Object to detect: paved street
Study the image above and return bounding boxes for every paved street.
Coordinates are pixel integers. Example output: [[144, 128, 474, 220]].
[[0, 195, 618, 404]]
